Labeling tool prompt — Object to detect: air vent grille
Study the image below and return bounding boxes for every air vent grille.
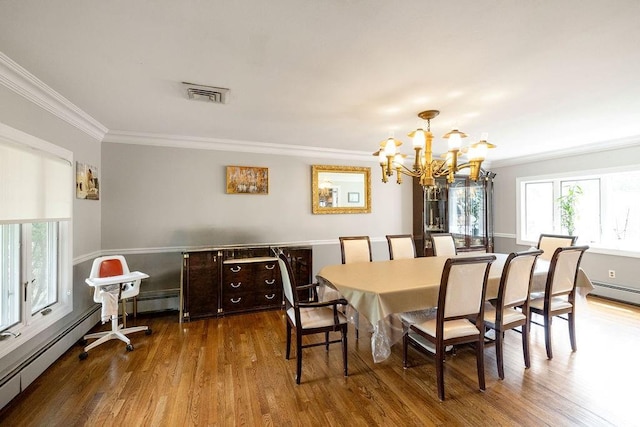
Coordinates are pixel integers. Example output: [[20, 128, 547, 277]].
[[182, 82, 229, 104]]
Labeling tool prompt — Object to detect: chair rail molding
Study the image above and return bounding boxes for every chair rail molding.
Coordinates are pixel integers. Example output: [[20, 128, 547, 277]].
[[0, 52, 108, 141]]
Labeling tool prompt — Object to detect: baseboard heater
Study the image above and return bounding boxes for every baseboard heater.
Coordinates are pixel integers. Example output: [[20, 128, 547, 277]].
[[0, 305, 101, 410], [590, 281, 640, 305], [124, 288, 180, 315]]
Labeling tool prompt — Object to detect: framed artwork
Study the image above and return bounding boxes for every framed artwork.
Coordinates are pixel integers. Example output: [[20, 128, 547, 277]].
[[76, 162, 99, 200], [348, 192, 360, 203], [226, 166, 269, 194]]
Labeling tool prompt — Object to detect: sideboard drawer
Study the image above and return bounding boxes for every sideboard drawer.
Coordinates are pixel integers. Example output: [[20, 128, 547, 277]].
[[221, 257, 283, 314], [221, 291, 256, 312]]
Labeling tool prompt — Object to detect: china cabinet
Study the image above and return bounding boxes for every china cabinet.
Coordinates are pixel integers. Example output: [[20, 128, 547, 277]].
[[413, 173, 495, 256]]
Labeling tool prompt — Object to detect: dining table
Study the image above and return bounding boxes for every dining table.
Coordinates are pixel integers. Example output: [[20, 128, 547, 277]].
[[316, 253, 593, 362]]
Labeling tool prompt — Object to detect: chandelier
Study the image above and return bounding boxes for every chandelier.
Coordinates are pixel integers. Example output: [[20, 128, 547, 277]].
[[374, 110, 495, 187]]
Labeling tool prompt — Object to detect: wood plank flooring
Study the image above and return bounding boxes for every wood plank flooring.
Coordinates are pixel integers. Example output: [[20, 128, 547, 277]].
[[1, 295, 639, 426]]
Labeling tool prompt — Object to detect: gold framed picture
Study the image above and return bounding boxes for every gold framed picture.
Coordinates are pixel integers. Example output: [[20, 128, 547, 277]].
[[226, 166, 269, 194], [76, 161, 99, 200]]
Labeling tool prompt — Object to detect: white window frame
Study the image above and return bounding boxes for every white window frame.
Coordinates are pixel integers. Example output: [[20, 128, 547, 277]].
[[516, 165, 640, 259], [0, 123, 73, 359]]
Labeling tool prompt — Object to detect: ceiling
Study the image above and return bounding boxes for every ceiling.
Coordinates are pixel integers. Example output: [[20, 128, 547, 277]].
[[1, 1, 640, 167]]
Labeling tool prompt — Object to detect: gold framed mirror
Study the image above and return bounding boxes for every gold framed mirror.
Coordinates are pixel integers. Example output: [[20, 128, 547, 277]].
[[312, 165, 371, 214]]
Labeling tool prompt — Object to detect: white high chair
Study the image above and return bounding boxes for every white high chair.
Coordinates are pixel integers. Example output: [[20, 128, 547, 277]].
[[79, 255, 151, 360]]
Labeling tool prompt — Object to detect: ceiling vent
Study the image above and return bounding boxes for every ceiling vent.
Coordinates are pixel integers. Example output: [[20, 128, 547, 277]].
[[182, 82, 229, 104]]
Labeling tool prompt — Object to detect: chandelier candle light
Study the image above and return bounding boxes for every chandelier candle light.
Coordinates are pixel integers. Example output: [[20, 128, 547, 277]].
[[374, 110, 495, 187]]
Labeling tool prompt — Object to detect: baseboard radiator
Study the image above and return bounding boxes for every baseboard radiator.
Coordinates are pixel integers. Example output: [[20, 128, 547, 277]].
[[591, 281, 640, 305], [0, 306, 102, 410], [124, 288, 180, 315]]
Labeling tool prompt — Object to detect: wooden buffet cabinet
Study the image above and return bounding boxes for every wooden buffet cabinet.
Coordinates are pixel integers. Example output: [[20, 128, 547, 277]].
[[180, 245, 312, 321]]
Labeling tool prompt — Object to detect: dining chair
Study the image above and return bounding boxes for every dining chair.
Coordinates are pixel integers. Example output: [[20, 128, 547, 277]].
[[339, 236, 372, 338], [339, 236, 373, 264], [483, 249, 542, 379], [430, 233, 457, 256], [277, 250, 349, 384], [402, 254, 496, 400], [536, 234, 577, 262], [386, 234, 417, 260], [529, 245, 589, 359]]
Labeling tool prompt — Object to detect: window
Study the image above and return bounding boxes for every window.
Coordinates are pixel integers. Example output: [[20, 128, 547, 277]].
[[0, 122, 73, 358], [518, 167, 640, 257], [0, 224, 20, 330]]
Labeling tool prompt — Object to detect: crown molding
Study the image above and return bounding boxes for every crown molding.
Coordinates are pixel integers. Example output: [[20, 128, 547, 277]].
[[489, 135, 640, 168], [103, 130, 378, 162], [0, 52, 108, 141]]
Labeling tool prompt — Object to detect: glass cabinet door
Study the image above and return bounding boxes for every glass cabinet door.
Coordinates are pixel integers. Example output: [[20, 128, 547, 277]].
[[448, 179, 467, 249], [447, 177, 488, 250], [467, 180, 486, 248]]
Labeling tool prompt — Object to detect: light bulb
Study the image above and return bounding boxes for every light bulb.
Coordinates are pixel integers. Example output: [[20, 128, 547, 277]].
[[412, 129, 426, 149], [384, 138, 397, 157], [448, 132, 461, 150], [378, 150, 386, 165]]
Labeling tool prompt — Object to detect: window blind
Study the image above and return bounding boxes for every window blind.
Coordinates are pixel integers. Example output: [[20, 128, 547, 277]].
[[0, 123, 73, 223]]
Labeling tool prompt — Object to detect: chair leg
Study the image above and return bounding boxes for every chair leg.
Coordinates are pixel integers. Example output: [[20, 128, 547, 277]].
[[325, 331, 330, 351], [295, 334, 303, 384], [522, 321, 531, 369], [342, 327, 348, 377], [436, 344, 445, 401], [402, 333, 409, 369], [568, 311, 577, 352], [285, 322, 292, 360], [544, 314, 553, 359], [477, 335, 486, 391], [495, 329, 504, 380], [354, 311, 359, 340]]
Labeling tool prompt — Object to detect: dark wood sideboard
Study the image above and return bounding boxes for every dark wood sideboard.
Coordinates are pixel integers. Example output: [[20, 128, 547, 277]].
[[180, 245, 312, 321]]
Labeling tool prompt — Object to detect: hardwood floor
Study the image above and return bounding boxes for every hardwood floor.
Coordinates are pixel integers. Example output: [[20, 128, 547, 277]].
[[2, 295, 639, 426]]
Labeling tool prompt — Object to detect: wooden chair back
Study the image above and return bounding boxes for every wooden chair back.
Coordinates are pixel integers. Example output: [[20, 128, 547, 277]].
[[537, 234, 577, 262], [546, 245, 589, 297], [430, 233, 457, 257], [386, 234, 416, 260], [339, 236, 372, 264], [499, 250, 543, 309], [277, 252, 298, 310], [439, 255, 495, 320]]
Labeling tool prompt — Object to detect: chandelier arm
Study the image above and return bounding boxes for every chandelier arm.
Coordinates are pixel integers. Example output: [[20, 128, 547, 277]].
[[394, 162, 423, 178]]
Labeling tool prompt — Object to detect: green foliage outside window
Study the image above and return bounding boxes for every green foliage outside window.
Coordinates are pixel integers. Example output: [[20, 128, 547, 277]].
[[558, 185, 582, 235]]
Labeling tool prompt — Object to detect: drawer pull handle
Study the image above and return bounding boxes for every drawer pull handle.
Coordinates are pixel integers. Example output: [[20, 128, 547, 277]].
[[265, 293, 276, 300], [265, 264, 275, 270], [230, 266, 242, 273], [231, 297, 242, 304], [231, 282, 241, 288], [265, 279, 275, 285]]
